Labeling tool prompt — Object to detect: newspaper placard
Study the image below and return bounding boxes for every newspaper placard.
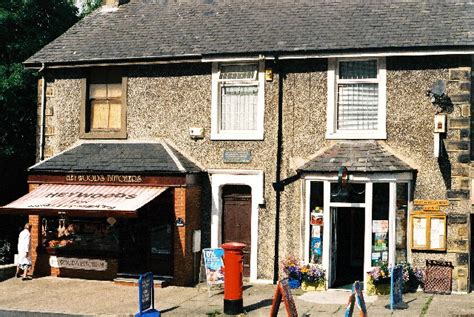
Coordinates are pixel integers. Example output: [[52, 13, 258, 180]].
[[203, 248, 224, 286]]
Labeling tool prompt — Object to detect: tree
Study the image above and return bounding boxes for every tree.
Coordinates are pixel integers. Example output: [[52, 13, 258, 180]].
[[0, 0, 80, 263], [79, 0, 102, 18]]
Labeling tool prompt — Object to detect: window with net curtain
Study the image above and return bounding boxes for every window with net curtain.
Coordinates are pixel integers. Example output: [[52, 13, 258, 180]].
[[337, 60, 379, 130], [218, 64, 258, 131], [88, 68, 122, 131]]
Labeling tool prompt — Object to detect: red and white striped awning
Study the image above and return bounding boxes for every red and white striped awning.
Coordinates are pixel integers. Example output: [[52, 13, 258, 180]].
[[1, 184, 168, 217]]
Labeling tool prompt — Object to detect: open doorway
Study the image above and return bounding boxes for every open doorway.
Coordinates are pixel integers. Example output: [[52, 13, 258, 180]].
[[331, 207, 365, 287]]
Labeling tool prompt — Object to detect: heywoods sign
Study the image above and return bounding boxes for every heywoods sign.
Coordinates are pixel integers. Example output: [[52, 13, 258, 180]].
[[4, 184, 167, 211]]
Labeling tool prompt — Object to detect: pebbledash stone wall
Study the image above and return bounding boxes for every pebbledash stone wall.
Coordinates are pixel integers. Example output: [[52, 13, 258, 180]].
[[37, 55, 471, 285]]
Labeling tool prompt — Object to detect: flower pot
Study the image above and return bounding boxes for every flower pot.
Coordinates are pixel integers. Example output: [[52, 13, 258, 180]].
[[366, 276, 390, 295], [301, 280, 325, 291], [288, 278, 301, 289]]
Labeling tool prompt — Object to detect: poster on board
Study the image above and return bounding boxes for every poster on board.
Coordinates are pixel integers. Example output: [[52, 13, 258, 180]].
[[413, 217, 427, 248], [202, 248, 225, 286]]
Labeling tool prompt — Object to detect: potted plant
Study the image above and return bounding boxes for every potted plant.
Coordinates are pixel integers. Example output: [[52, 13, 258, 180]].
[[301, 264, 326, 291], [367, 263, 425, 295], [401, 263, 424, 292], [367, 264, 391, 295], [281, 256, 302, 289]]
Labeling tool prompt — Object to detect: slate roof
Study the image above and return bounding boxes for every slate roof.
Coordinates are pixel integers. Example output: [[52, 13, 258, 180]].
[[298, 141, 415, 173], [24, 0, 474, 66], [29, 142, 201, 174]]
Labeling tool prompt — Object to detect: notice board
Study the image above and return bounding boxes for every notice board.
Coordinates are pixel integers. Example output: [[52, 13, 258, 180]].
[[410, 212, 446, 251]]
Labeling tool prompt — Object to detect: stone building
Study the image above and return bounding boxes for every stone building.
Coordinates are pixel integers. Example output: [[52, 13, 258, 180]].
[[1, 0, 473, 292]]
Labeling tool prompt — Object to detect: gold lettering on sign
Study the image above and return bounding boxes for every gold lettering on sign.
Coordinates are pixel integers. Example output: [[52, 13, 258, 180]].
[[423, 205, 440, 211], [414, 200, 449, 206], [65, 174, 143, 183]]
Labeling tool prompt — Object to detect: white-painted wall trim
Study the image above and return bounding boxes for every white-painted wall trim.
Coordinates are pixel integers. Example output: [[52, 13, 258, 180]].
[[303, 172, 413, 182], [304, 179, 311, 263], [209, 169, 264, 282], [323, 181, 331, 289], [202, 55, 274, 62], [389, 182, 397, 267], [364, 182, 373, 293], [303, 173, 414, 292], [278, 50, 474, 60]]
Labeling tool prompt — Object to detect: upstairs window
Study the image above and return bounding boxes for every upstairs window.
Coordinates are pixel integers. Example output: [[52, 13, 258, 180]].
[[211, 62, 265, 140], [326, 58, 386, 139], [80, 68, 127, 139]]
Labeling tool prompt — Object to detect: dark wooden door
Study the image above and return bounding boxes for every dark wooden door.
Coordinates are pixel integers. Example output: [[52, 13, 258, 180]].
[[222, 185, 252, 277]]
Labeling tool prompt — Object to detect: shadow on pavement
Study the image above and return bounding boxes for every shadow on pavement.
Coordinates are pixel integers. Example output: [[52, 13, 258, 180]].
[[244, 299, 273, 313], [160, 306, 179, 314]]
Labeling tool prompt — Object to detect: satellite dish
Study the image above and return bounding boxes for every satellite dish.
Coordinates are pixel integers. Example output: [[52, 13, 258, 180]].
[[430, 80, 446, 96]]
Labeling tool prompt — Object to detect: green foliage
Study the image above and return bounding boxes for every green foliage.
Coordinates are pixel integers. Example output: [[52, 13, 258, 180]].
[[0, 0, 79, 203], [0, 0, 79, 159], [80, 0, 102, 18]]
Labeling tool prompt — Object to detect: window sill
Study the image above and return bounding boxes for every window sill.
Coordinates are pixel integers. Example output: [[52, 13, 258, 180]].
[[326, 130, 387, 140], [211, 131, 264, 141]]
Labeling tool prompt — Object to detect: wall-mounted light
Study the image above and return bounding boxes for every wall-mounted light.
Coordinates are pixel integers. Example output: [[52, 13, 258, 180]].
[[175, 217, 185, 227], [265, 68, 273, 81]]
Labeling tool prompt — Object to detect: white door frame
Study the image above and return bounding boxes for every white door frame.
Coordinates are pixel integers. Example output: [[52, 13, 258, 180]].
[[208, 169, 264, 282], [303, 172, 412, 292]]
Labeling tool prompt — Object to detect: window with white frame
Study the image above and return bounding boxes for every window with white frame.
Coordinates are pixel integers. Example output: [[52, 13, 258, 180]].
[[326, 58, 386, 139], [211, 62, 265, 140]]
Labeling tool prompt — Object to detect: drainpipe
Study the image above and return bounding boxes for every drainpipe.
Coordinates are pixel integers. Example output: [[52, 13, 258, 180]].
[[38, 62, 46, 161], [272, 57, 284, 284]]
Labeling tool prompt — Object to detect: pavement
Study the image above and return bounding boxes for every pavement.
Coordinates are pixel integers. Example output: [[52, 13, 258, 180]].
[[0, 277, 473, 316]]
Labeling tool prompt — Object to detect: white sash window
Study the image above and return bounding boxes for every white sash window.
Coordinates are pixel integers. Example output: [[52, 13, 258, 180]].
[[211, 62, 265, 140], [327, 58, 386, 139]]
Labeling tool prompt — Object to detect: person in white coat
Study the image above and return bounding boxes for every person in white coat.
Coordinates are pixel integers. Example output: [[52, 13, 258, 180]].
[[15, 223, 32, 280]]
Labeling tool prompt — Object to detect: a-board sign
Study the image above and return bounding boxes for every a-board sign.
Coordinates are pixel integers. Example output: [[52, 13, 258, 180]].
[[344, 281, 367, 317], [136, 272, 160, 317], [203, 248, 225, 285], [390, 265, 404, 310], [270, 279, 298, 317], [139, 272, 153, 312]]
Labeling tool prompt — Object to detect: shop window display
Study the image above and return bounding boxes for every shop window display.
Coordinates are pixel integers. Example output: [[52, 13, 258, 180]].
[[371, 183, 389, 267], [42, 217, 120, 256], [309, 182, 324, 264]]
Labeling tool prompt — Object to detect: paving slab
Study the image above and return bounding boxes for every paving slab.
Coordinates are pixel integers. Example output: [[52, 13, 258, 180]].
[[0, 277, 473, 316]]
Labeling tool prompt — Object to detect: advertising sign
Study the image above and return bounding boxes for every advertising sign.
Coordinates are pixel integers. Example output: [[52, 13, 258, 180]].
[[390, 265, 404, 310], [203, 248, 225, 286], [136, 272, 160, 317]]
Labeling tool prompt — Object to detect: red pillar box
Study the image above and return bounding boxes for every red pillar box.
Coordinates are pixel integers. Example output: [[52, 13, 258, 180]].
[[222, 242, 246, 315]]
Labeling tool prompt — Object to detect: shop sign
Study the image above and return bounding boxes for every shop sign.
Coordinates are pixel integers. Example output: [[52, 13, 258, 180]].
[[7, 184, 167, 212], [414, 199, 449, 206], [65, 174, 143, 183], [49, 256, 108, 271], [223, 150, 252, 163]]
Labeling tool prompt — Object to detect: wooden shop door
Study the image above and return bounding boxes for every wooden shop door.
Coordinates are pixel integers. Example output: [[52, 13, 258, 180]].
[[222, 185, 252, 277]]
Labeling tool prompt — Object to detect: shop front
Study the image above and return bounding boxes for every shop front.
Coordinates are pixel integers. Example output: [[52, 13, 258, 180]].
[[298, 141, 416, 291], [0, 142, 203, 286]]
